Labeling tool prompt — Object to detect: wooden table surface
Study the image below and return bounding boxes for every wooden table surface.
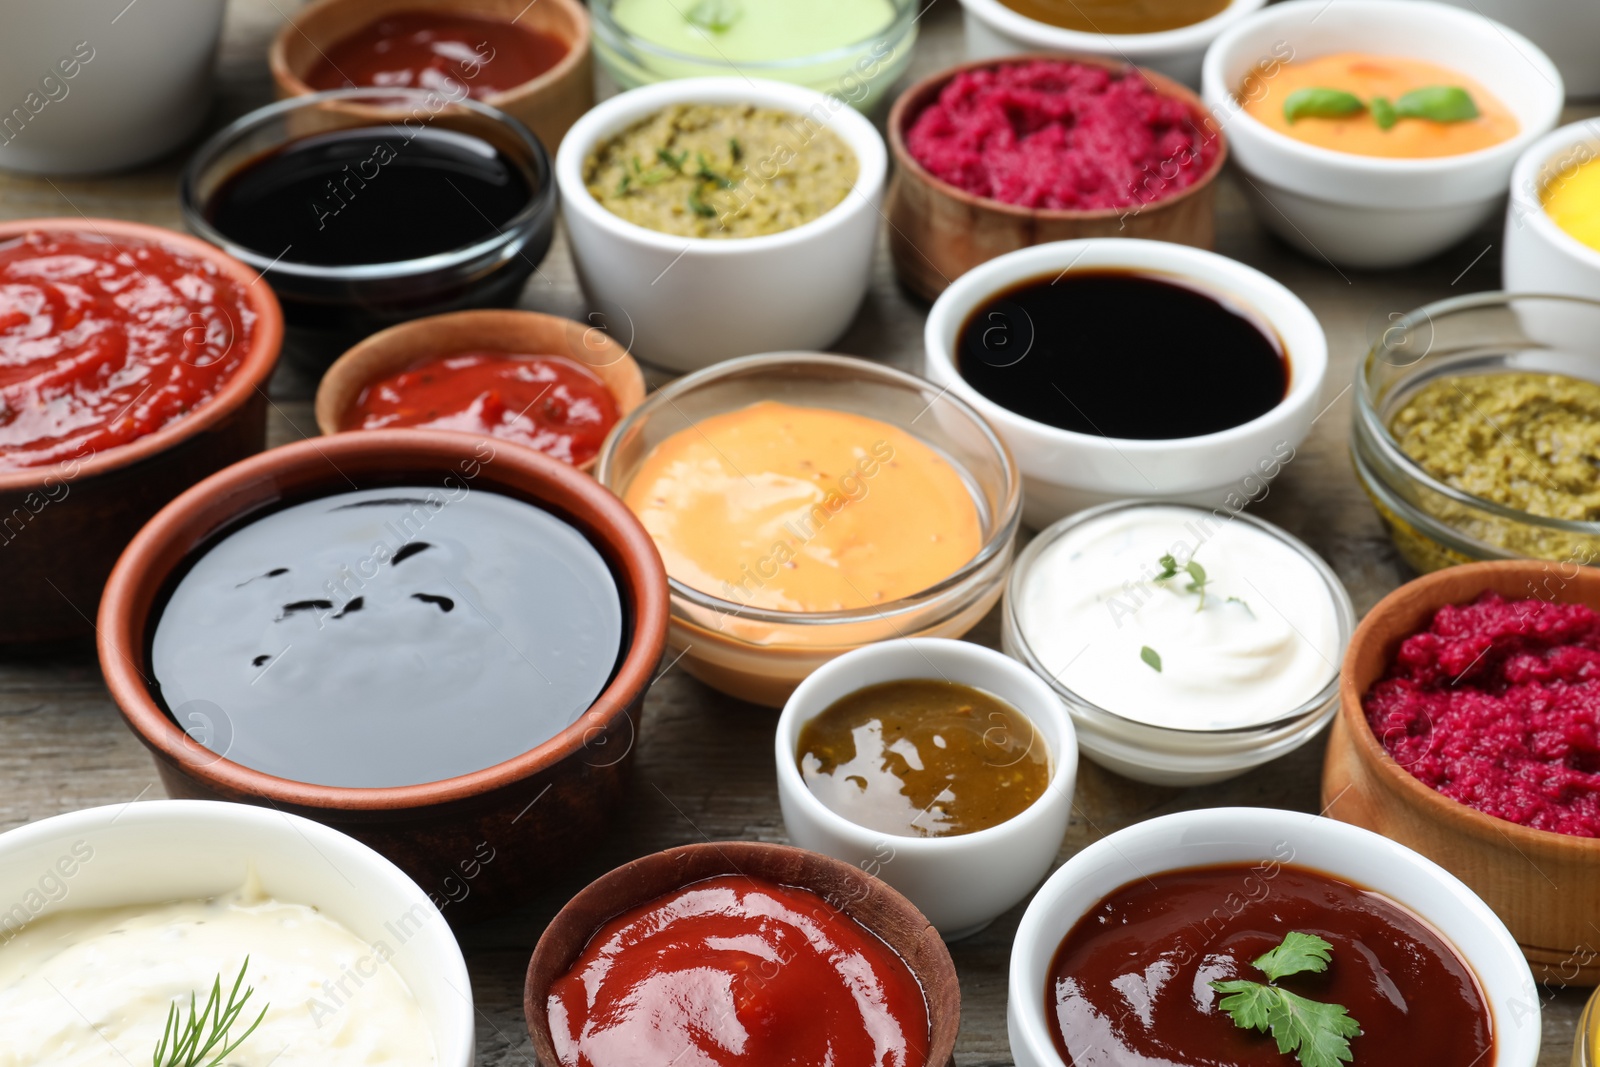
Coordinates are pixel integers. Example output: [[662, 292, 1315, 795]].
[[2, 1, 1595, 1063]]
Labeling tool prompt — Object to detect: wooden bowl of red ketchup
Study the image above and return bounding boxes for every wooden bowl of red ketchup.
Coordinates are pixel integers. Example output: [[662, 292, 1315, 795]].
[[525, 841, 961, 1067], [270, 0, 594, 156], [0, 219, 283, 643], [315, 309, 647, 473]]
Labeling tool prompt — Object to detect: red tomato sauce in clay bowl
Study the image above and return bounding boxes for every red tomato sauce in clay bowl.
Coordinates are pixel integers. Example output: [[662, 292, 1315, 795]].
[[0, 218, 282, 642], [315, 309, 646, 472], [525, 841, 961, 1067]]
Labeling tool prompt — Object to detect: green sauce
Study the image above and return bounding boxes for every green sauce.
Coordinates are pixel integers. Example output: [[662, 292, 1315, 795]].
[[797, 680, 1051, 838], [613, 0, 897, 63], [584, 104, 857, 239]]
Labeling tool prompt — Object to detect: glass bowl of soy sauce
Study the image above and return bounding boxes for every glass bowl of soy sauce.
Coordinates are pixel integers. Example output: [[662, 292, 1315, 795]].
[[181, 88, 557, 369]]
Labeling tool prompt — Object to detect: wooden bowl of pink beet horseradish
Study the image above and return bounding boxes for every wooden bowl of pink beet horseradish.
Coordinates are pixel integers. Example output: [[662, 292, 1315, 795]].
[[1323, 559, 1600, 986], [886, 53, 1226, 301], [524, 841, 961, 1067], [97, 429, 668, 923]]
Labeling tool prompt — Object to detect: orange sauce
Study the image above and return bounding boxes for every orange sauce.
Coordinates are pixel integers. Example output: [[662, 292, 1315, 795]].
[[1242, 53, 1518, 159], [622, 401, 983, 613]]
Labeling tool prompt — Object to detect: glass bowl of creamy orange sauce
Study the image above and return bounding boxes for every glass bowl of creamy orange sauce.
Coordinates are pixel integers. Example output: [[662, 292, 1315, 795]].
[[595, 353, 1021, 706]]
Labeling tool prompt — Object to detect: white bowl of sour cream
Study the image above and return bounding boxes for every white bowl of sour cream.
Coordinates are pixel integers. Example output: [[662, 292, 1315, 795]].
[[1003, 501, 1354, 786], [0, 800, 472, 1066]]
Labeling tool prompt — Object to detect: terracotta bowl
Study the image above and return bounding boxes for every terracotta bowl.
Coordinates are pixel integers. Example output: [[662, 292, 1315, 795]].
[[0, 218, 282, 643], [885, 54, 1226, 301], [314, 309, 647, 474], [270, 0, 594, 155], [97, 429, 669, 923], [1323, 559, 1600, 985], [523, 841, 961, 1067]]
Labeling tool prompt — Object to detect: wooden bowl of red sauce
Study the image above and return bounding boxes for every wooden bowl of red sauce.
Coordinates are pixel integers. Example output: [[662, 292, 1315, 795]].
[[270, 0, 594, 156], [98, 429, 669, 922], [315, 310, 646, 473], [1324, 559, 1600, 986], [0, 219, 282, 643], [525, 841, 960, 1067], [886, 54, 1226, 300]]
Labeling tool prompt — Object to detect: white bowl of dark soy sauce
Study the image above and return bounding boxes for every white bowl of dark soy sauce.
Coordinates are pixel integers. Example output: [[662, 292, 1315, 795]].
[[180, 88, 557, 369], [924, 238, 1328, 528]]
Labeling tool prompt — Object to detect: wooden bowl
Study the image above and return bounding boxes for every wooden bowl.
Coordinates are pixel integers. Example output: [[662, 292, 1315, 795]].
[[270, 0, 594, 155], [885, 54, 1227, 301], [98, 429, 669, 923], [1323, 559, 1600, 986], [523, 841, 961, 1066], [0, 218, 282, 643], [315, 310, 647, 474]]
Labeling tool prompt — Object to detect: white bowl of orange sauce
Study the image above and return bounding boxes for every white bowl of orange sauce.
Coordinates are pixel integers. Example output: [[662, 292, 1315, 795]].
[[1201, 0, 1563, 269]]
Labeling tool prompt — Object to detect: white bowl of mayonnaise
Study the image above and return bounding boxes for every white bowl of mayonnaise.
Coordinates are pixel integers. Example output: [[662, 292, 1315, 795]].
[[1002, 500, 1354, 786], [0, 800, 473, 1066]]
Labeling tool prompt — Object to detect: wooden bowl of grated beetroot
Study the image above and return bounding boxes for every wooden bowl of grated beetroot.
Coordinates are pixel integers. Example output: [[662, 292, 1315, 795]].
[[1325, 559, 1600, 986], [885, 54, 1226, 301]]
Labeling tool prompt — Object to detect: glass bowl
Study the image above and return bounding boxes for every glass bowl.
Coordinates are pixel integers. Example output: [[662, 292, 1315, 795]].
[[1351, 291, 1600, 573], [1001, 500, 1356, 786], [594, 352, 1021, 707], [180, 88, 557, 369], [1577, 986, 1600, 1067], [589, 0, 918, 111]]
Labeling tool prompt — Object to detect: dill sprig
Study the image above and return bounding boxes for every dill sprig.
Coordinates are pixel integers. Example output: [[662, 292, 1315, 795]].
[[153, 958, 269, 1067]]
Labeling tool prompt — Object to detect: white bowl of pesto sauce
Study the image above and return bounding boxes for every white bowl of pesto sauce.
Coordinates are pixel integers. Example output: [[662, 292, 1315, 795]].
[[0, 800, 472, 1067], [1003, 501, 1354, 786]]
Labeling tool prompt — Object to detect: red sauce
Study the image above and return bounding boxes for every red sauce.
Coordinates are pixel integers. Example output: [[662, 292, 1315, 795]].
[[1365, 591, 1600, 837], [343, 351, 619, 467], [546, 875, 930, 1067], [1048, 863, 1492, 1066], [0, 230, 254, 470], [905, 60, 1219, 211], [305, 11, 569, 100]]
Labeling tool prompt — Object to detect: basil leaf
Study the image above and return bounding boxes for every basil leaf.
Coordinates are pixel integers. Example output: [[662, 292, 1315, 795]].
[[686, 0, 741, 33], [1283, 88, 1365, 124], [1395, 85, 1480, 124], [1371, 95, 1397, 130]]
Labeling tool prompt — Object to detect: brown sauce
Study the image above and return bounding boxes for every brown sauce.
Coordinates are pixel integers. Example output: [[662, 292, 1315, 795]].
[[998, 0, 1232, 34], [1047, 862, 1493, 1065], [797, 680, 1050, 837]]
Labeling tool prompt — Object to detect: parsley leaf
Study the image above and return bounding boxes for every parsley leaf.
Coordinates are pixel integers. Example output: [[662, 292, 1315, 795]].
[[1254, 931, 1334, 982], [1210, 932, 1361, 1067], [1154, 553, 1180, 581]]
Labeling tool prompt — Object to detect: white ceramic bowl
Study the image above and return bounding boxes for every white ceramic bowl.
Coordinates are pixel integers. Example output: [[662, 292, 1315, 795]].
[[957, 0, 1266, 87], [0, 800, 474, 1065], [923, 238, 1327, 528], [555, 77, 887, 373], [1008, 807, 1541, 1067], [1201, 0, 1564, 270], [0, 0, 225, 175], [1506, 120, 1600, 301], [1428, 0, 1600, 100], [775, 638, 1077, 941], [1002, 501, 1356, 787]]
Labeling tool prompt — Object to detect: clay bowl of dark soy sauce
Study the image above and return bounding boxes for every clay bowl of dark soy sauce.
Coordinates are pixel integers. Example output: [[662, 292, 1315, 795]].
[[97, 429, 668, 923], [180, 88, 556, 372]]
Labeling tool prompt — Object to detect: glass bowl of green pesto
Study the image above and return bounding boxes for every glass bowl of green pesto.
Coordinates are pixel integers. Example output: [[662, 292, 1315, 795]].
[[1352, 291, 1600, 573], [590, 0, 918, 111]]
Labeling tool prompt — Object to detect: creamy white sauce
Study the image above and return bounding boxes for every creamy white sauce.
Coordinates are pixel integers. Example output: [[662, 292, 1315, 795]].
[[0, 884, 437, 1066], [1016, 506, 1341, 730]]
